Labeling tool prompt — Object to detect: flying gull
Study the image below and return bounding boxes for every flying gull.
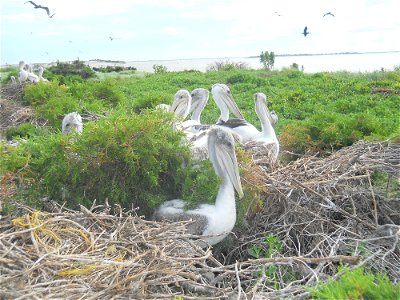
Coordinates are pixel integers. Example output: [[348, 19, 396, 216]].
[[25, 1, 55, 18]]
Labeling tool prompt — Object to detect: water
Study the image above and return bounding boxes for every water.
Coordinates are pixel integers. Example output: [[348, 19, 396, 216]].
[[87, 51, 400, 73]]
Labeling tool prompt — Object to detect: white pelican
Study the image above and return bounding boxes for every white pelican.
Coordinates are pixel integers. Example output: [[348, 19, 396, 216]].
[[18, 61, 28, 83], [155, 103, 171, 112], [212, 84, 259, 143], [38, 66, 49, 82], [153, 126, 244, 246], [26, 64, 40, 83], [10, 76, 17, 84], [270, 110, 278, 127], [182, 88, 210, 137], [186, 84, 246, 160], [169, 89, 191, 119], [62, 112, 83, 135], [245, 92, 279, 162], [211, 83, 243, 122]]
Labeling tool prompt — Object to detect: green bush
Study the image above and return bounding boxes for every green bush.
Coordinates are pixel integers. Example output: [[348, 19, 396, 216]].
[[5, 123, 45, 140], [0, 109, 196, 216], [309, 266, 400, 300], [47, 60, 95, 79]]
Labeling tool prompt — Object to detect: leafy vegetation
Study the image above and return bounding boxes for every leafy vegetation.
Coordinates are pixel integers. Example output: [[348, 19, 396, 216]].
[[1, 63, 399, 217], [309, 266, 400, 300]]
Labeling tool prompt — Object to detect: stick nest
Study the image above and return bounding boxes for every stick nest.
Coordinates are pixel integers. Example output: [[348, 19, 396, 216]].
[[1, 140, 399, 299]]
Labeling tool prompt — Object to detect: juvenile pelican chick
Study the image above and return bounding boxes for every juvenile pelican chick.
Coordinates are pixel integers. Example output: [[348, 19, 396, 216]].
[[62, 112, 83, 135], [153, 127, 244, 246]]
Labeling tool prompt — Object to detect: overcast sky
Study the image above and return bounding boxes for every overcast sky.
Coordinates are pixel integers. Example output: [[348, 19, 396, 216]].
[[1, 0, 399, 65]]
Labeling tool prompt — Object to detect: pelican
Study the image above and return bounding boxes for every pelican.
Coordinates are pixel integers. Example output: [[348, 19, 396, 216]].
[[270, 110, 279, 127], [182, 88, 210, 135], [169, 89, 192, 119], [155, 103, 171, 112], [38, 66, 49, 82], [186, 84, 246, 160], [18, 61, 28, 83], [212, 84, 259, 143], [211, 83, 244, 122], [10, 76, 17, 84], [153, 126, 244, 246], [62, 112, 83, 135], [246, 93, 279, 161], [26, 64, 40, 83]]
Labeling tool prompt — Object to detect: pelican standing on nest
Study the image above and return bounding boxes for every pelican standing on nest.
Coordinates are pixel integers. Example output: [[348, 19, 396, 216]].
[[186, 84, 246, 161], [245, 93, 280, 162], [153, 126, 244, 246], [18, 61, 28, 83], [62, 112, 83, 135], [212, 84, 259, 143], [26, 64, 40, 83], [38, 66, 49, 82]]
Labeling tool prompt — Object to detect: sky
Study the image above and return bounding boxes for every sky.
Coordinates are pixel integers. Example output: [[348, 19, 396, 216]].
[[1, 0, 400, 65]]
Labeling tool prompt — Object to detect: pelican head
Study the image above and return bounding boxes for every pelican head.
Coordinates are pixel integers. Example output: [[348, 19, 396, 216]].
[[170, 89, 192, 119], [208, 127, 244, 198], [211, 84, 244, 122], [189, 88, 209, 122], [254, 93, 275, 124], [62, 112, 83, 135]]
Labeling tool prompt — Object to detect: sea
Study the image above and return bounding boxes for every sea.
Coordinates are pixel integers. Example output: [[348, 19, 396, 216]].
[[86, 51, 400, 73]]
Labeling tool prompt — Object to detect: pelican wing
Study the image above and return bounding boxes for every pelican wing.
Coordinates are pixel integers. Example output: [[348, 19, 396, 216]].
[[217, 118, 248, 129], [154, 210, 209, 236]]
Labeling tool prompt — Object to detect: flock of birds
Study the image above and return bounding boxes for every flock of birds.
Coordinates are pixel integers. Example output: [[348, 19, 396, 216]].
[[62, 84, 279, 246], [13, 61, 48, 84]]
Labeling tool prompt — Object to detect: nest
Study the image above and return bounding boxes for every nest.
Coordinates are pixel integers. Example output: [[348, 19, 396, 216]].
[[0, 141, 399, 299], [0, 83, 46, 132], [229, 140, 400, 283]]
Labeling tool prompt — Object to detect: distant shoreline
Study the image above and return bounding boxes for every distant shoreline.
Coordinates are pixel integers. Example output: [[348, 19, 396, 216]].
[[248, 50, 400, 59]]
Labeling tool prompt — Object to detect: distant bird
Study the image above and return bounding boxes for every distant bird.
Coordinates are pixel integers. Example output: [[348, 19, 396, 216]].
[[302, 26, 310, 37], [25, 1, 55, 18], [109, 37, 114, 41], [323, 12, 335, 17], [153, 126, 244, 247], [26, 64, 40, 83], [18, 61, 28, 83], [62, 112, 83, 135], [38, 66, 49, 82]]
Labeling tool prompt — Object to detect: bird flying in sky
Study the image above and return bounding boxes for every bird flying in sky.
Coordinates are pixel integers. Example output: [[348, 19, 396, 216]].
[[323, 12, 335, 17], [25, 1, 55, 18], [302, 26, 310, 37]]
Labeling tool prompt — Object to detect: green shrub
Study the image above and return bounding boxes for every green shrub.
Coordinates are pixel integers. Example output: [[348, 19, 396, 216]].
[[0, 109, 194, 216], [5, 123, 45, 140], [47, 60, 95, 79], [309, 266, 400, 300]]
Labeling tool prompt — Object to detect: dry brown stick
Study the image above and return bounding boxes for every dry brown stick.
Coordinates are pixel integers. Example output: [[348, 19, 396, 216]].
[[246, 255, 359, 266], [291, 178, 376, 230], [366, 170, 378, 226]]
